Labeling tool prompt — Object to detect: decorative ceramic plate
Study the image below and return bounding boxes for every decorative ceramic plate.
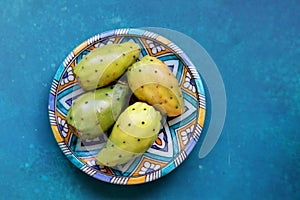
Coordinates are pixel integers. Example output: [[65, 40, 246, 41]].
[[48, 28, 206, 185]]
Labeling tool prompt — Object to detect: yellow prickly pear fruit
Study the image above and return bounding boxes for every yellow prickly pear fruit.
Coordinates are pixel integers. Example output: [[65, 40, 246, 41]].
[[127, 56, 184, 117], [96, 102, 162, 167], [66, 83, 129, 139], [74, 42, 140, 90]]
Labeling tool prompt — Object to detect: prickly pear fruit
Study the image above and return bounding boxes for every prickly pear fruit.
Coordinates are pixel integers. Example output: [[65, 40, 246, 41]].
[[127, 56, 184, 117], [96, 102, 162, 167], [74, 42, 141, 90], [66, 83, 129, 139]]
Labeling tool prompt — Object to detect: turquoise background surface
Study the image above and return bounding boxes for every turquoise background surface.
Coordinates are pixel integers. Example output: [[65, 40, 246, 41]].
[[0, 0, 299, 199]]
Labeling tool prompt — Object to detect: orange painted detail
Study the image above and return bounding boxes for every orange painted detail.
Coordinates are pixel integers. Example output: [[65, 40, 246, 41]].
[[103, 167, 114, 175], [113, 37, 122, 44], [176, 120, 196, 149], [56, 111, 72, 143], [57, 61, 77, 91], [139, 38, 171, 57], [70, 61, 75, 68], [181, 67, 198, 97], [155, 137, 162, 145], [87, 46, 95, 51], [132, 157, 165, 177]]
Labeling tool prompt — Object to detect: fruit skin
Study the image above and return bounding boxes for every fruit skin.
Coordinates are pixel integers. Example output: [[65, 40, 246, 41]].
[[74, 42, 141, 90], [127, 55, 185, 117], [66, 83, 129, 140], [96, 102, 162, 167]]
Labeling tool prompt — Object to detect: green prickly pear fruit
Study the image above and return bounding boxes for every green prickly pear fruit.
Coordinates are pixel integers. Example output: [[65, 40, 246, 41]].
[[127, 56, 185, 117], [96, 102, 162, 167], [66, 83, 129, 140], [74, 42, 141, 90]]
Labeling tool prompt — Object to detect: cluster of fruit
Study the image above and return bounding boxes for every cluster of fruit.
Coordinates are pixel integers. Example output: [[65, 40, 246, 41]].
[[66, 42, 184, 166]]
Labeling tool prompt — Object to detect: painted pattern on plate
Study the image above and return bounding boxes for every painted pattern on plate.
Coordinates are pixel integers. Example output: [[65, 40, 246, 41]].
[[48, 28, 206, 185]]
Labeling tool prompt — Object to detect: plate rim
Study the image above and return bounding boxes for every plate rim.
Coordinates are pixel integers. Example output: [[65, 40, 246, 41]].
[[48, 28, 206, 185]]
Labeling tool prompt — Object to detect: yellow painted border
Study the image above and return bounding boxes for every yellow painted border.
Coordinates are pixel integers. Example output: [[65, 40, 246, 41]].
[[73, 41, 88, 56], [51, 125, 63, 143], [198, 108, 206, 127], [156, 36, 171, 45], [127, 176, 146, 185]]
